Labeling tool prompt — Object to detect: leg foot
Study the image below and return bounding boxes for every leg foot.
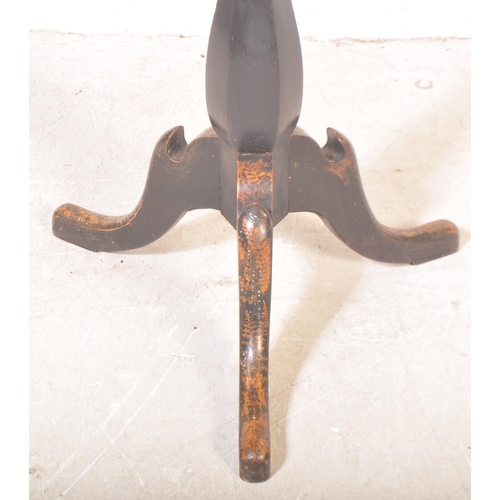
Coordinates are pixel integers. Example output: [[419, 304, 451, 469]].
[[289, 127, 459, 264], [52, 127, 220, 252]]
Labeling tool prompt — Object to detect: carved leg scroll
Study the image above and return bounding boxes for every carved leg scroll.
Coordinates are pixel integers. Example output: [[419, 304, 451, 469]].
[[53, 127, 220, 252], [289, 128, 459, 265]]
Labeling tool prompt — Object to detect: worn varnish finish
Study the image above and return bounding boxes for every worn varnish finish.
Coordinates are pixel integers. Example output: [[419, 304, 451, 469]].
[[237, 153, 274, 482], [289, 127, 459, 264], [53, 127, 220, 252], [52, 0, 460, 484], [238, 203, 272, 482]]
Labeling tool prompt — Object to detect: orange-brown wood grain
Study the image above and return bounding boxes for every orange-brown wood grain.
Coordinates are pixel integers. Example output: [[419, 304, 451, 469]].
[[51, 0, 461, 488], [237, 154, 274, 482]]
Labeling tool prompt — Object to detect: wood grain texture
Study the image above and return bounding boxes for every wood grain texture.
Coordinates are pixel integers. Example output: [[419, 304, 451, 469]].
[[289, 127, 459, 264], [238, 203, 272, 483], [52, 127, 220, 252], [237, 152, 274, 482], [50, 0, 462, 487]]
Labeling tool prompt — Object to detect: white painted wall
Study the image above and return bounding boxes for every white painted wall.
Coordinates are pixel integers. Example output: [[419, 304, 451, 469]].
[[28, 0, 470, 40]]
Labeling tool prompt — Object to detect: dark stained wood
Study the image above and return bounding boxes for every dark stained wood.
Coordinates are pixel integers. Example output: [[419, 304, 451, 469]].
[[206, 0, 302, 153], [288, 127, 459, 264], [51, 0, 461, 486], [52, 127, 220, 252], [206, 0, 302, 228]]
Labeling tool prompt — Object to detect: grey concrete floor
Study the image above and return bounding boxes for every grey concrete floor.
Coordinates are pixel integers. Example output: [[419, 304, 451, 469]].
[[29, 31, 470, 499]]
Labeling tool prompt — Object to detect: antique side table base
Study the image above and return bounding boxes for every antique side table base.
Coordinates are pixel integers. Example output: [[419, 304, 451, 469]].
[[52, 0, 459, 484]]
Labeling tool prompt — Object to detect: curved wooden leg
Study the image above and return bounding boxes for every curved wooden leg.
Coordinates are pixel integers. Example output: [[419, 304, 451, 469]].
[[238, 203, 272, 483], [289, 127, 459, 265], [52, 127, 220, 252], [236, 151, 274, 482]]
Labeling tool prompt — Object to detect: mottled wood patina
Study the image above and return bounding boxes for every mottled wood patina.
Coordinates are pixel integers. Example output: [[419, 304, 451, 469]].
[[52, 0, 459, 485]]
